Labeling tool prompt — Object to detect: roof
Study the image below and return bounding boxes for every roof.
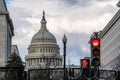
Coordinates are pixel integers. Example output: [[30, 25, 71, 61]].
[[100, 9, 120, 38], [11, 45, 19, 55], [117, 1, 120, 7], [0, 0, 14, 36]]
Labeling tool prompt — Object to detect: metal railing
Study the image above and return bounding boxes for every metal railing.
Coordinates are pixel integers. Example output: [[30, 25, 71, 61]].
[[0, 67, 23, 80]]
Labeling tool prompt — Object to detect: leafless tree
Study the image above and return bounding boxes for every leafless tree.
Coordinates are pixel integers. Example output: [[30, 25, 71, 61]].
[[30, 53, 62, 80], [113, 56, 120, 71]]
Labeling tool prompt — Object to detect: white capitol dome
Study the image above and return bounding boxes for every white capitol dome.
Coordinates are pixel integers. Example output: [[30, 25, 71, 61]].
[[31, 28, 56, 43], [25, 11, 62, 69]]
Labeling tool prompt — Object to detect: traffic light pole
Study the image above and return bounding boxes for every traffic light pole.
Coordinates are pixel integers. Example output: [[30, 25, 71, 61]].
[[93, 66, 99, 80], [98, 67, 99, 79]]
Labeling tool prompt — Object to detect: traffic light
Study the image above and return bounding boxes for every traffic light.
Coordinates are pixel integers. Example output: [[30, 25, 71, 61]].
[[91, 38, 100, 66], [81, 59, 90, 80], [81, 59, 90, 68]]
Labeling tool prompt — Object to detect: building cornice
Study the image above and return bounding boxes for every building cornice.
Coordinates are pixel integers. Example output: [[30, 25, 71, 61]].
[[3, 0, 8, 11], [100, 9, 120, 38], [25, 54, 62, 59], [117, 1, 120, 7], [0, 11, 14, 36]]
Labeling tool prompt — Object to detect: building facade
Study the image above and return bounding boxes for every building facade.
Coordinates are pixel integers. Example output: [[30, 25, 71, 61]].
[[100, 1, 120, 71], [25, 11, 62, 69], [0, 0, 14, 67], [11, 45, 19, 55]]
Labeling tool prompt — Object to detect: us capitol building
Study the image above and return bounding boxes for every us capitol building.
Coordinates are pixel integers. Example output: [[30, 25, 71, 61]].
[[25, 11, 62, 69]]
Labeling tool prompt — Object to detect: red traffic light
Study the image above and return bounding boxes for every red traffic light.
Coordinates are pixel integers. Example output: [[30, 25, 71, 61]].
[[91, 38, 100, 47], [81, 59, 89, 68]]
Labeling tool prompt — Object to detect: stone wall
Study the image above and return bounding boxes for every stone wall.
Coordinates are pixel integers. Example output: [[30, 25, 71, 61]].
[[0, 0, 14, 67], [0, 15, 6, 67], [100, 9, 120, 70]]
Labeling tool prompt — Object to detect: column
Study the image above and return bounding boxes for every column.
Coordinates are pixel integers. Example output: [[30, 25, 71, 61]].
[[57, 59, 58, 65], [33, 59, 35, 66], [36, 58, 37, 65], [30, 59, 31, 65], [53, 58, 55, 65], [50, 58, 52, 65], [40, 58, 41, 62], [58, 59, 60, 65], [34, 58, 36, 65], [54, 58, 56, 65], [42, 58, 43, 63], [31, 59, 32, 66], [38, 58, 40, 65], [28, 60, 30, 66]]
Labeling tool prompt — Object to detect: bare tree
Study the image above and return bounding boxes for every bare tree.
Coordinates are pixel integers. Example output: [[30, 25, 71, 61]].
[[30, 53, 62, 80], [113, 56, 120, 71]]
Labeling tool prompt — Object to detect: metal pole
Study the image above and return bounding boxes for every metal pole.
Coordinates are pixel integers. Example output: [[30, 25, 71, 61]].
[[98, 67, 99, 80], [62, 35, 67, 80], [63, 42, 66, 80]]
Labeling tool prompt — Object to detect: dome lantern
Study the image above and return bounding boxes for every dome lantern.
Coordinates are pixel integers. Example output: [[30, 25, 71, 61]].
[[31, 11, 57, 43], [40, 11, 47, 31]]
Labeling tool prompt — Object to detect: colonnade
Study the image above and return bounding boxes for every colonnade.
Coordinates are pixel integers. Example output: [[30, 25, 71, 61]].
[[26, 58, 62, 67]]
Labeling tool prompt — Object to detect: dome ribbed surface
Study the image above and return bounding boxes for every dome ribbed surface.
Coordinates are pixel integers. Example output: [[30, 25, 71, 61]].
[[31, 30, 57, 43]]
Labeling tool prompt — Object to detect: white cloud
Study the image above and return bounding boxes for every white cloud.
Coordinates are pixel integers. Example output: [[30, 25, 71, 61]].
[[81, 46, 89, 53], [8, 0, 119, 34], [6, 0, 119, 64]]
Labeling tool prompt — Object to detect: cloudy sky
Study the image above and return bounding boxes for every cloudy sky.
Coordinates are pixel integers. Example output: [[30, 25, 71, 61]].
[[5, 0, 119, 65]]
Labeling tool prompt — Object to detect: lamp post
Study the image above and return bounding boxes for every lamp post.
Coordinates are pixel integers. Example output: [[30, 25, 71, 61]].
[[62, 34, 67, 80]]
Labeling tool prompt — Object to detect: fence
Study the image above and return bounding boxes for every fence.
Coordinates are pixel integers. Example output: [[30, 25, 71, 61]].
[[28, 68, 119, 80], [28, 68, 82, 80], [0, 67, 23, 80]]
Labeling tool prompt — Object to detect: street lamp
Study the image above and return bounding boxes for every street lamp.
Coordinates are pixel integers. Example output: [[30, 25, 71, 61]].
[[62, 34, 67, 80]]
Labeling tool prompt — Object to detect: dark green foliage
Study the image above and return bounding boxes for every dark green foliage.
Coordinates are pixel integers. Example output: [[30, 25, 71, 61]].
[[6, 52, 27, 80], [6, 52, 24, 69]]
